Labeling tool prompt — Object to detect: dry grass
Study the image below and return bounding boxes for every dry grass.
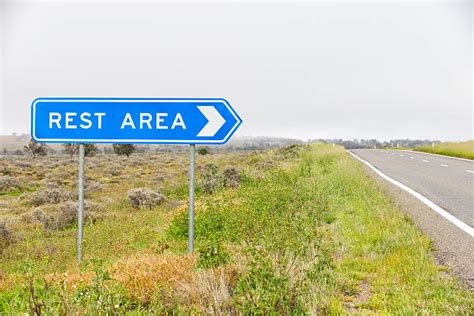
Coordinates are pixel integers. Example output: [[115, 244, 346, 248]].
[[110, 253, 196, 304], [109, 253, 239, 312], [45, 271, 95, 292], [0, 271, 17, 292], [176, 266, 239, 314]]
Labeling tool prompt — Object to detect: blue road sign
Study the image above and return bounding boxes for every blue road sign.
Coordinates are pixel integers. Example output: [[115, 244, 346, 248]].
[[31, 98, 242, 144]]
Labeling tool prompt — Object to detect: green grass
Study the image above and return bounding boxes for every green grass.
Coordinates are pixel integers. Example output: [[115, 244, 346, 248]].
[[415, 140, 474, 160], [0, 145, 472, 313]]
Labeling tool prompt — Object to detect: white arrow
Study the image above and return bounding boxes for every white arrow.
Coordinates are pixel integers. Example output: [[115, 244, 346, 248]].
[[197, 106, 225, 137]]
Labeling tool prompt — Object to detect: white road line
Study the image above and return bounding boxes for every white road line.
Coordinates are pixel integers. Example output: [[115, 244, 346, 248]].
[[409, 157, 415, 159], [422, 160, 429, 163], [440, 164, 448, 167], [347, 150, 474, 237], [466, 170, 474, 174]]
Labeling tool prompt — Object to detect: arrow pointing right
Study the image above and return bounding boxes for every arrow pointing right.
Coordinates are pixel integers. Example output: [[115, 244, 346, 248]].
[[197, 106, 226, 137]]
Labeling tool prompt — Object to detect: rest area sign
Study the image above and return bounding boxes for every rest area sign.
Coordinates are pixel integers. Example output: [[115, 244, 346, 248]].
[[31, 98, 242, 144]]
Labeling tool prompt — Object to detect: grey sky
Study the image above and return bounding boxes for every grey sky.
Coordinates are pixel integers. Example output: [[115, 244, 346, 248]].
[[1, 0, 472, 141]]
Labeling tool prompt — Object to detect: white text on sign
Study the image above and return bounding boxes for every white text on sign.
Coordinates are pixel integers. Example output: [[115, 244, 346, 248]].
[[49, 112, 187, 130]]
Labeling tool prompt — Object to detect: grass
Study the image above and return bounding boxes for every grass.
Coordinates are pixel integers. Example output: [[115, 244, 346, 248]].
[[415, 140, 474, 160], [0, 145, 472, 313]]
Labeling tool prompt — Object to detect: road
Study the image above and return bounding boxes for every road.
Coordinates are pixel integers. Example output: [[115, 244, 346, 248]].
[[349, 149, 474, 229]]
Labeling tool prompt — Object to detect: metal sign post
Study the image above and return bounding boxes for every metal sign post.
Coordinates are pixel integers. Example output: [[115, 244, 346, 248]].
[[188, 144, 195, 253], [77, 144, 85, 263]]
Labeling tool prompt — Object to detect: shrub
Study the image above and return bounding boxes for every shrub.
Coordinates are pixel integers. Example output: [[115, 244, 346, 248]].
[[0, 218, 15, 250], [15, 161, 32, 168], [200, 164, 221, 194], [0, 176, 21, 193], [30, 188, 73, 206], [153, 172, 165, 183], [0, 167, 14, 176], [197, 147, 210, 155], [25, 202, 101, 230], [24, 139, 47, 157], [199, 165, 241, 193], [79, 178, 103, 195], [25, 208, 55, 229], [128, 188, 166, 209], [222, 167, 241, 188], [113, 144, 136, 157], [106, 167, 121, 176], [63, 144, 98, 158]]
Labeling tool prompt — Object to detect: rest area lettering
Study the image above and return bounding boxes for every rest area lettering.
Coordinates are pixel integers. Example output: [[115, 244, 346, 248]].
[[48, 112, 187, 130]]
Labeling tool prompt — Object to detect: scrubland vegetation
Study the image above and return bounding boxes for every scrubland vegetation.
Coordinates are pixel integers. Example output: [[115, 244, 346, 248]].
[[0, 145, 472, 313], [415, 140, 474, 160]]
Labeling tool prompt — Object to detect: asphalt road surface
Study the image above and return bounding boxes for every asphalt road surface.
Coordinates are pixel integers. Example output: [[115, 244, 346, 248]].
[[350, 149, 474, 229]]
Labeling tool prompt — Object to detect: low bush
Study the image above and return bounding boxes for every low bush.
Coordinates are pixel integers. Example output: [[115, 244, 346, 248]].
[[200, 163, 222, 194], [106, 167, 121, 177], [24, 201, 102, 230], [222, 167, 241, 188], [128, 188, 166, 209], [0, 176, 21, 193], [30, 188, 73, 206], [0, 218, 15, 250], [0, 167, 14, 176]]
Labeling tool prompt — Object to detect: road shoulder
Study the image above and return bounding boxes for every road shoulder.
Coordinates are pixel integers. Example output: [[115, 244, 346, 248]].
[[357, 161, 474, 290]]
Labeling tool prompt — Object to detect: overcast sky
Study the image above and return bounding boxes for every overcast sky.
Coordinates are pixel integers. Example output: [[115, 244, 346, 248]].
[[0, 0, 472, 141]]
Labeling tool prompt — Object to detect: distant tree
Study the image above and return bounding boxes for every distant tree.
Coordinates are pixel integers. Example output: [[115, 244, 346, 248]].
[[113, 144, 136, 157], [84, 144, 98, 157], [2, 148, 7, 155], [24, 139, 47, 158], [63, 144, 98, 158], [197, 146, 210, 155], [13, 149, 24, 156]]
